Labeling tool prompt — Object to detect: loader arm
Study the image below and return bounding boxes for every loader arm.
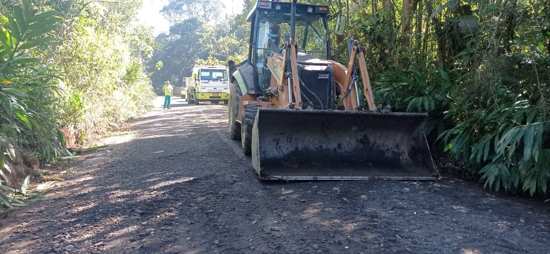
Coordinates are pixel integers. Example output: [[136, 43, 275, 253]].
[[340, 41, 378, 111], [288, 0, 302, 109], [289, 42, 302, 109], [342, 44, 359, 110]]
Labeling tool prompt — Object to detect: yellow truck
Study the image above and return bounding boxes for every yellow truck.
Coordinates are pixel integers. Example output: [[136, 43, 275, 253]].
[[186, 66, 229, 104]]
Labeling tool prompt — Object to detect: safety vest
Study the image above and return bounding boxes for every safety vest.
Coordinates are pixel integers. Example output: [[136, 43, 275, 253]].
[[163, 85, 173, 96]]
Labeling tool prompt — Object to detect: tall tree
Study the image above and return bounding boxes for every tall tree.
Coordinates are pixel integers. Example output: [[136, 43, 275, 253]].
[[149, 0, 251, 89], [150, 18, 204, 89]]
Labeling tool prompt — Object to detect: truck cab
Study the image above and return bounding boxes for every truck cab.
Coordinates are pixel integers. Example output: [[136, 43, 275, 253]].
[[187, 66, 230, 104]]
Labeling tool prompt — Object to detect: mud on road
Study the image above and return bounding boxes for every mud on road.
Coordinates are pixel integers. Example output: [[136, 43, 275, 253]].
[[1, 98, 549, 254]]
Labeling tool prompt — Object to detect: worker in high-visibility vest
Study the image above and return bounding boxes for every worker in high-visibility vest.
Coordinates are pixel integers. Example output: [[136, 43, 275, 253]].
[[162, 81, 174, 109]]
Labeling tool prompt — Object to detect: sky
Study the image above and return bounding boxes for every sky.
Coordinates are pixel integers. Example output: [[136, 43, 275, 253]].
[[138, 0, 244, 35]]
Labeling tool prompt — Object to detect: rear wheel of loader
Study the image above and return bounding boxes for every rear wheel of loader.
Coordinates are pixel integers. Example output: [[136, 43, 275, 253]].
[[241, 105, 257, 156], [228, 84, 241, 140]]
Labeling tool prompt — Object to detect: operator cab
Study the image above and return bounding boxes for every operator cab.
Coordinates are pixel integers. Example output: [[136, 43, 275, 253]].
[[247, 1, 330, 91]]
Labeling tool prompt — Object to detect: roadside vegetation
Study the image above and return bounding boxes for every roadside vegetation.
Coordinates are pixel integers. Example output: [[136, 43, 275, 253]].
[[0, 0, 155, 208], [311, 0, 550, 196]]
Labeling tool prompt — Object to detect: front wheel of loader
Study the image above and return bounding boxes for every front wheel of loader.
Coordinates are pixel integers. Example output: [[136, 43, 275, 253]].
[[241, 105, 257, 156], [228, 84, 241, 140]]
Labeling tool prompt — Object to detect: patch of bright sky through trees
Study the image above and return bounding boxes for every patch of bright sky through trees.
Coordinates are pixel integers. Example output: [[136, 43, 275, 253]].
[[138, 0, 244, 35]]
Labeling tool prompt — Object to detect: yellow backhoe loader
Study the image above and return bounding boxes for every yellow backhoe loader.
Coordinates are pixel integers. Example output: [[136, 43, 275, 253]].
[[228, 0, 438, 181]]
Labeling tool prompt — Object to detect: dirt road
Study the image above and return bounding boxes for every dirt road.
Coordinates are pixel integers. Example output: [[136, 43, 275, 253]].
[[1, 98, 549, 254]]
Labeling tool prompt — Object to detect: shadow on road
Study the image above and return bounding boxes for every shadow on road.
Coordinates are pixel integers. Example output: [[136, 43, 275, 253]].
[[1, 101, 549, 254]]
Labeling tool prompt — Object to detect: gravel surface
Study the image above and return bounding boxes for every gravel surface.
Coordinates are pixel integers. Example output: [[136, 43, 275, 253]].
[[1, 98, 549, 254]]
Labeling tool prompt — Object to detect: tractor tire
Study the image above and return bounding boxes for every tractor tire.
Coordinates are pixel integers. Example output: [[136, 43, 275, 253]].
[[228, 84, 241, 141], [241, 105, 257, 156]]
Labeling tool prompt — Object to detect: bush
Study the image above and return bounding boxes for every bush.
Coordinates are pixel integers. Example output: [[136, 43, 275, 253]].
[[0, 0, 65, 207], [327, 0, 550, 195], [0, 0, 155, 207]]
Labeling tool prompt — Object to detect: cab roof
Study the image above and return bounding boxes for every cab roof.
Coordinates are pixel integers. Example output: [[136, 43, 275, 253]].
[[193, 65, 227, 70], [247, 1, 329, 22]]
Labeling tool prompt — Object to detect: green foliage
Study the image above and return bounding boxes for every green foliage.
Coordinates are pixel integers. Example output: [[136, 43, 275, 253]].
[[375, 65, 452, 113], [54, 10, 155, 135], [478, 121, 549, 196], [0, 0, 64, 208], [319, 0, 550, 196]]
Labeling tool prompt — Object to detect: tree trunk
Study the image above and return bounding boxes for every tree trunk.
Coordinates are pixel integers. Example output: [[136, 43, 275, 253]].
[[503, 0, 517, 53], [401, 0, 416, 47], [414, 0, 423, 57], [383, 0, 396, 65], [425, 0, 444, 66]]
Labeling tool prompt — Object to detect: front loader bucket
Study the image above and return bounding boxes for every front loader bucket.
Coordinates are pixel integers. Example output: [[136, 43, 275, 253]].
[[251, 109, 438, 181]]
